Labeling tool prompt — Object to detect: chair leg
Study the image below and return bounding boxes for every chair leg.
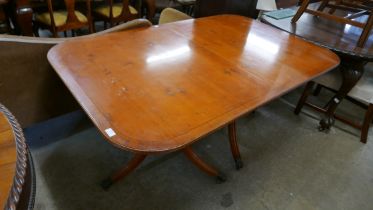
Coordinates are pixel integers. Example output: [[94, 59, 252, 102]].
[[361, 104, 373, 144], [295, 81, 315, 115], [317, 0, 329, 11], [357, 12, 373, 47], [313, 84, 323, 96], [52, 29, 58, 38], [101, 153, 147, 190], [183, 146, 226, 183], [292, 0, 311, 23], [228, 121, 243, 170]]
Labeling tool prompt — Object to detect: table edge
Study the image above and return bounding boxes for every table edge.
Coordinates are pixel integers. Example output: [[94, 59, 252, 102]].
[[0, 103, 32, 210]]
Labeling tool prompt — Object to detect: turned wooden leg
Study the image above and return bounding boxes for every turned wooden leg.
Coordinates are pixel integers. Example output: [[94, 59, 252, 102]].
[[183, 146, 226, 183], [228, 121, 243, 170], [295, 81, 315, 115], [361, 104, 373, 144], [101, 154, 147, 190]]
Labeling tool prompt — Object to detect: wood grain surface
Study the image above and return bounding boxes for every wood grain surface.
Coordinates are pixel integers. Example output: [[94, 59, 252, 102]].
[[261, 3, 373, 58], [0, 111, 16, 208], [48, 15, 340, 153]]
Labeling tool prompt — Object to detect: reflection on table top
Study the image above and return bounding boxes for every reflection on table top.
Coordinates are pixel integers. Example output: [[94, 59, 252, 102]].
[[261, 4, 373, 59], [48, 15, 339, 153]]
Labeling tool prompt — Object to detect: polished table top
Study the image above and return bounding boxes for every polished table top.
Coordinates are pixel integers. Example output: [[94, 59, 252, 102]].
[[0, 104, 32, 210], [0, 108, 16, 207], [261, 5, 373, 59], [48, 15, 339, 153]]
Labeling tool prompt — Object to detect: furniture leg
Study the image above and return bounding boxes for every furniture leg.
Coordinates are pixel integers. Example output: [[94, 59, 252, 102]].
[[319, 57, 366, 131], [12, 2, 34, 36], [292, 0, 311, 23], [101, 153, 147, 190], [228, 121, 243, 169], [357, 11, 373, 47], [313, 84, 323, 96], [295, 81, 315, 115], [183, 146, 226, 183], [361, 104, 373, 143], [317, 0, 330, 11]]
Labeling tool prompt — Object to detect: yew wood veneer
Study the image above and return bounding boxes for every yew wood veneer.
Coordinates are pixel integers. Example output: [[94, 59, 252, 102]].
[[47, 15, 339, 189]]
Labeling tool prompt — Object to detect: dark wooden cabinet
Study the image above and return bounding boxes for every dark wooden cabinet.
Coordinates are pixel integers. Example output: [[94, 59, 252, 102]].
[[195, 0, 259, 18]]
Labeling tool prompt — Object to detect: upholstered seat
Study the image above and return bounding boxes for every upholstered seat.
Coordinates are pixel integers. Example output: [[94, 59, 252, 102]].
[[35, 11, 88, 27], [159, 7, 192, 24], [92, 0, 139, 29], [295, 63, 373, 143], [94, 4, 138, 18], [33, 0, 93, 37], [314, 66, 373, 104]]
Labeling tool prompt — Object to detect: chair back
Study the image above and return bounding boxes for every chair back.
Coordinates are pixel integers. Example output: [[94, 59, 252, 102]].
[[106, 0, 138, 23], [45, 0, 92, 35]]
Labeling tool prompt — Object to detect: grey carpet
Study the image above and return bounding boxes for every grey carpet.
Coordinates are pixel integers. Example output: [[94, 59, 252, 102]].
[[30, 87, 373, 210]]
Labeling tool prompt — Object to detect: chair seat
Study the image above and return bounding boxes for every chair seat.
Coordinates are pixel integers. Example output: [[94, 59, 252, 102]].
[[314, 64, 373, 104], [159, 7, 192, 24], [94, 4, 138, 18], [35, 11, 88, 27]]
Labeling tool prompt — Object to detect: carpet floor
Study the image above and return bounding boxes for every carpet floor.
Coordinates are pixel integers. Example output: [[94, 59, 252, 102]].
[[28, 87, 373, 210]]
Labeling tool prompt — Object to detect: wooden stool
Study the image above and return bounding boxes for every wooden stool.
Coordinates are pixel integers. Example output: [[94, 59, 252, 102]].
[[292, 0, 373, 47]]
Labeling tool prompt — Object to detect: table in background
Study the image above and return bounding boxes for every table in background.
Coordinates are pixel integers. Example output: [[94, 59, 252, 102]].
[[48, 15, 339, 188], [261, 4, 373, 130], [0, 103, 35, 210]]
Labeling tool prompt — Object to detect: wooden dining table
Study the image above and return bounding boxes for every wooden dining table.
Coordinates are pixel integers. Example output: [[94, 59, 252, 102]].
[[47, 15, 339, 189]]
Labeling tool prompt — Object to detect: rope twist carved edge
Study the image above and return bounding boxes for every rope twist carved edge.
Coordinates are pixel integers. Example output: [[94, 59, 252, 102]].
[[0, 103, 28, 210]]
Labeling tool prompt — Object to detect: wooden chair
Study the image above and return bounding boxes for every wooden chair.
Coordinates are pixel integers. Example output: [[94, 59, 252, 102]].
[[92, 0, 140, 29], [292, 0, 373, 47], [295, 64, 373, 143], [143, 0, 183, 23], [176, 0, 196, 15], [158, 7, 191, 24], [33, 0, 93, 37]]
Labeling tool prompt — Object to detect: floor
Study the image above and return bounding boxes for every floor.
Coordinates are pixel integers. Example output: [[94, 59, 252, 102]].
[[26, 87, 373, 210]]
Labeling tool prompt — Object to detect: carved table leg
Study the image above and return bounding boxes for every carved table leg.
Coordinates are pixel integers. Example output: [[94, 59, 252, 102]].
[[101, 153, 147, 190], [183, 146, 226, 183], [318, 57, 367, 131], [228, 121, 243, 170]]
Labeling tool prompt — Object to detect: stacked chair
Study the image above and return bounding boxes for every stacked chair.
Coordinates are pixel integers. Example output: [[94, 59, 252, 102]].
[[295, 64, 373, 143]]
